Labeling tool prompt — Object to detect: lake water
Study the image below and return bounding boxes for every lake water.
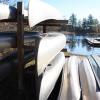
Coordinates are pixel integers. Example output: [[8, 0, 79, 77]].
[[65, 34, 100, 56]]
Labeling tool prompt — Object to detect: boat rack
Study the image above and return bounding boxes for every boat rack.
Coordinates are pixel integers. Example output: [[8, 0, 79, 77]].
[[0, 2, 68, 99]]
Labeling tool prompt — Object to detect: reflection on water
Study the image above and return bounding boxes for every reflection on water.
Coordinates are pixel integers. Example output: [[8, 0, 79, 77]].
[[66, 34, 100, 55]]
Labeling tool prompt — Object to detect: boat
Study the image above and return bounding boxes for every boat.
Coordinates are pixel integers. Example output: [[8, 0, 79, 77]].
[[0, 32, 39, 48], [0, 0, 63, 27], [0, 0, 66, 100], [0, 50, 34, 81], [39, 52, 65, 100], [28, 0, 63, 27], [79, 57, 100, 100], [58, 56, 81, 100], [37, 32, 66, 75], [88, 55, 100, 89], [86, 38, 100, 47], [0, 32, 66, 99], [0, 3, 28, 20], [0, 32, 66, 75], [0, 3, 16, 20]]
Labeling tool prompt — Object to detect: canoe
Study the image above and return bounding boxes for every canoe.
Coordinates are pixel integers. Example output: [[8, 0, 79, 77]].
[[0, 0, 63, 27], [0, 3, 28, 20], [0, 32, 66, 76], [37, 32, 66, 75], [0, 3, 16, 20], [66, 56, 81, 100], [57, 59, 68, 100], [0, 50, 34, 81], [88, 55, 100, 89], [79, 57, 100, 100], [28, 0, 63, 27], [0, 32, 39, 48], [39, 52, 65, 100]]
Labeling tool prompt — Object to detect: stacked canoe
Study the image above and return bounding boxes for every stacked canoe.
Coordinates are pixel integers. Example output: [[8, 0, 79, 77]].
[[59, 55, 100, 100], [0, 32, 66, 100], [0, 0, 63, 27], [0, 0, 66, 100]]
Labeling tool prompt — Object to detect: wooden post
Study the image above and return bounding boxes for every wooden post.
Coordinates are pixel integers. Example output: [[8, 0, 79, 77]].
[[17, 2, 24, 91]]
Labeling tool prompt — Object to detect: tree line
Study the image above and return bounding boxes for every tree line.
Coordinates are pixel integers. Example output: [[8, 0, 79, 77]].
[[68, 13, 100, 34]]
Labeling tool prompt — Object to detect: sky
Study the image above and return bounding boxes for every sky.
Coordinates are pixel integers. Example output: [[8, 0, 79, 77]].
[[44, 0, 100, 21]]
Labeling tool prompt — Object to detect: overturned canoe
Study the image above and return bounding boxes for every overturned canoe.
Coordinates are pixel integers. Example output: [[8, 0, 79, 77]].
[[79, 57, 100, 100], [66, 56, 81, 100], [28, 0, 63, 27], [88, 55, 100, 89], [0, 3, 28, 20], [0, 32, 66, 76], [37, 32, 66, 75], [39, 52, 65, 100], [0, 0, 63, 27], [0, 3, 16, 20], [0, 32, 39, 48], [0, 50, 34, 81]]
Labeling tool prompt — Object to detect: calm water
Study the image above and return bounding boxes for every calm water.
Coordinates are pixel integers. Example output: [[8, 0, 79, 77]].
[[65, 34, 100, 55]]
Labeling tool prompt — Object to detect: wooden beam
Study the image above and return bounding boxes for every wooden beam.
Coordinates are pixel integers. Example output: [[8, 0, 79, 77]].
[[17, 2, 24, 91]]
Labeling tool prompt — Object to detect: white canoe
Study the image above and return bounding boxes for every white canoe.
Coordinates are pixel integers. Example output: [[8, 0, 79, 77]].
[[0, 3, 16, 20], [79, 57, 100, 100], [37, 32, 66, 76], [57, 56, 81, 100], [66, 56, 81, 100], [88, 55, 100, 89], [28, 0, 63, 27], [39, 52, 65, 100], [0, 3, 28, 20], [0, 0, 63, 27]]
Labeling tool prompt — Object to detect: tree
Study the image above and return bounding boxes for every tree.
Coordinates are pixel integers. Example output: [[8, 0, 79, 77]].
[[69, 13, 77, 29], [87, 15, 100, 32], [0, 0, 9, 4], [87, 14, 94, 25], [77, 20, 82, 28], [82, 18, 88, 30]]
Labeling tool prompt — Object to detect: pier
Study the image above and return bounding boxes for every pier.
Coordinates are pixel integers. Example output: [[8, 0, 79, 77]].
[[86, 38, 100, 47]]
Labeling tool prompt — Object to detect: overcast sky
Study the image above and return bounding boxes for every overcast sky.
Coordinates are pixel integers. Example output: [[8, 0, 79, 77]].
[[44, 0, 100, 21]]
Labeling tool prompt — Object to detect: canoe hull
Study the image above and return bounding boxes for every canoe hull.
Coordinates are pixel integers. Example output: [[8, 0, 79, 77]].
[[79, 57, 100, 100], [39, 52, 65, 100], [0, 3, 16, 20], [0, 0, 63, 27], [37, 32, 66, 75], [29, 0, 63, 27]]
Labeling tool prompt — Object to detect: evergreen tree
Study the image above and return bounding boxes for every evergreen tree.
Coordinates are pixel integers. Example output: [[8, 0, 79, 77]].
[[87, 14, 94, 26], [69, 13, 77, 28], [82, 18, 88, 30], [0, 0, 9, 4], [77, 20, 82, 28]]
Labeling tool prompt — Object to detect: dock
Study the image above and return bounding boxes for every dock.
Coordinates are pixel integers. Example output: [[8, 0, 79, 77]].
[[86, 38, 100, 47], [59, 55, 100, 100]]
